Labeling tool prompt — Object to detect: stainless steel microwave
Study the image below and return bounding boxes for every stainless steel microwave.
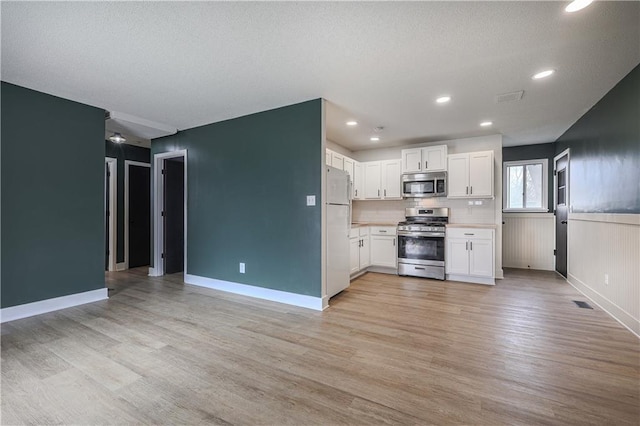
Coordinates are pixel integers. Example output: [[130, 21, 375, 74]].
[[401, 172, 447, 198]]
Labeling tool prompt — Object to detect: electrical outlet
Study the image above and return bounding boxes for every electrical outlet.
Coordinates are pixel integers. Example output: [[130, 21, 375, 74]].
[[474, 200, 483, 205], [306, 195, 316, 206], [239, 262, 245, 274], [468, 200, 474, 206], [604, 274, 609, 286]]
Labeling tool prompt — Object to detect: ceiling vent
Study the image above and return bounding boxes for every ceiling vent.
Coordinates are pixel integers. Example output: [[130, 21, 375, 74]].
[[495, 90, 524, 103]]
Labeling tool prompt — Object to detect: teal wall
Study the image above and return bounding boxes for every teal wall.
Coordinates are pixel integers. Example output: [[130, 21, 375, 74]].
[[556, 64, 640, 213], [1, 82, 106, 308], [152, 99, 323, 297], [105, 140, 150, 263]]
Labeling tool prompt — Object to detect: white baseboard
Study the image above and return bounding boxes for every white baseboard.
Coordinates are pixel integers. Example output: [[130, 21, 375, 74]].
[[116, 262, 126, 271], [184, 274, 326, 311], [446, 274, 495, 286], [0, 288, 108, 323], [567, 273, 640, 338]]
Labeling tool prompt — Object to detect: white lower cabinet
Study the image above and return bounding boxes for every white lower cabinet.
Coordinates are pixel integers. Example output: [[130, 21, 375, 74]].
[[369, 226, 397, 268], [446, 227, 495, 285], [350, 227, 370, 275]]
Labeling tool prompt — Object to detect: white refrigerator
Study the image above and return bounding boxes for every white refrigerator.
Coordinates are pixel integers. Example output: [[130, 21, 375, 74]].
[[326, 166, 351, 298]]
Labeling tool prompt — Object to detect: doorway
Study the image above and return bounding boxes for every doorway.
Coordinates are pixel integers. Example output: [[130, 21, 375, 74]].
[[105, 157, 117, 272], [125, 160, 151, 269], [554, 149, 570, 278], [152, 150, 187, 277]]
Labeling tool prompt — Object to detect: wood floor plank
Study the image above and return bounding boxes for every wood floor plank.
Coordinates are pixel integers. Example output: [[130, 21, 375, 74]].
[[2, 267, 638, 424]]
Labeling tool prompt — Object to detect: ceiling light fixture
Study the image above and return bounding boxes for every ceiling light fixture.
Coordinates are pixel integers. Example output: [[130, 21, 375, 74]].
[[565, 0, 594, 13], [346, 121, 358, 126], [109, 132, 126, 143], [480, 121, 493, 127], [532, 69, 555, 80], [370, 137, 380, 142], [436, 96, 451, 104]]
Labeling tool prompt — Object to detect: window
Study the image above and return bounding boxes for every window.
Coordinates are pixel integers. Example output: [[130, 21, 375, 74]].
[[503, 159, 548, 211]]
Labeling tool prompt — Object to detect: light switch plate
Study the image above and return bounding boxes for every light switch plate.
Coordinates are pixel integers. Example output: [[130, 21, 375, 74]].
[[474, 200, 483, 205], [306, 195, 316, 206]]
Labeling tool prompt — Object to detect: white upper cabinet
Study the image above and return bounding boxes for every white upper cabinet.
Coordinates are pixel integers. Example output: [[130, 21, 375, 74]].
[[364, 162, 382, 199], [363, 160, 402, 200], [353, 162, 364, 200], [401, 145, 447, 173], [447, 150, 494, 198], [331, 151, 344, 170], [381, 159, 402, 199], [325, 148, 401, 201], [402, 148, 422, 173]]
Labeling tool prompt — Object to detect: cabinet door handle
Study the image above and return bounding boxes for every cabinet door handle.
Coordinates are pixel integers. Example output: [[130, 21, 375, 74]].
[[464, 233, 474, 236], [470, 186, 473, 195], [355, 189, 358, 197], [418, 162, 421, 170], [379, 230, 387, 233], [470, 241, 473, 250], [466, 241, 468, 250], [415, 267, 425, 270], [378, 189, 380, 197], [425, 161, 428, 169], [384, 189, 387, 197], [393, 238, 396, 246], [466, 186, 469, 195]]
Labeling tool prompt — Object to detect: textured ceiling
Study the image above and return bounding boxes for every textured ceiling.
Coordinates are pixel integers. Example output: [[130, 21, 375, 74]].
[[2, 2, 638, 150]]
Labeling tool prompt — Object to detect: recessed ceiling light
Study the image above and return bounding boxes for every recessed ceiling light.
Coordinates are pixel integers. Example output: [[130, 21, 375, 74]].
[[480, 121, 493, 127], [565, 0, 593, 13], [532, 69, 555, 80], [370, 137, 380, 142], [436, 96, 451, 104], [346, 121, 358, 126]]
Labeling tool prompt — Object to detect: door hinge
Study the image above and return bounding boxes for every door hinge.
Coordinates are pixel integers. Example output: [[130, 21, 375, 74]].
[[162, 169, 166, 175], [161, 211, 165, 217], [161, 253, 164, 259], [553, 249, 557, 256], [553, 170, 557, 176], [107, 171, 111, 178]]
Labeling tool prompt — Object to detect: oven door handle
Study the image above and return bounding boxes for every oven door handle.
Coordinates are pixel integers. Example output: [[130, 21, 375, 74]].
[[397, 231, 445, 237]]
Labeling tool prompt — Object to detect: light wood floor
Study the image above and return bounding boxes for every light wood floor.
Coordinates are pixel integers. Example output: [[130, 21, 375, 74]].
[[2, 268, 638, 425]]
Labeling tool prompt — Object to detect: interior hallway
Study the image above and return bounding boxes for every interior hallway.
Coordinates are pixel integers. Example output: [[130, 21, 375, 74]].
[[2, 269, 638, 424]]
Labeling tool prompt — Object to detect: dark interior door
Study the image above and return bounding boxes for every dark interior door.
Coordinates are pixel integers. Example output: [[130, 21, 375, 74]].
[[163, 158, 184, 274], [128, 164, 151, 268], [105, 163, 110, 271], [555, 153, 569, 278]]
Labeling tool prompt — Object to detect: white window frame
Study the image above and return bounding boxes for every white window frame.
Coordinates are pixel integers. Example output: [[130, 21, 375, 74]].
[[503, 158, 549, 212]]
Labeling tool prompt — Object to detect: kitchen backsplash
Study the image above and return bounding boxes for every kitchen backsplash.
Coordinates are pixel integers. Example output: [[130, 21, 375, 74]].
[[353, 197, 496, 224]]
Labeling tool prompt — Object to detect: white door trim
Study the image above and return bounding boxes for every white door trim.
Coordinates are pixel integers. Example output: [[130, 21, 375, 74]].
[[124, 160, 151, 270], [105, 157, 117, 272], [152, 150, 188, 277]]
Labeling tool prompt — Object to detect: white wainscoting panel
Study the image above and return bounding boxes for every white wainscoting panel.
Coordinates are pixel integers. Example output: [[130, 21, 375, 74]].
[[567, 213, 639, 337], [503, 213, 555, 271]]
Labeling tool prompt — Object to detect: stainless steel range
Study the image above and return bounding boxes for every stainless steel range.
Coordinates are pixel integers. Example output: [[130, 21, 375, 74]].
[[397, 207, 449, 280]]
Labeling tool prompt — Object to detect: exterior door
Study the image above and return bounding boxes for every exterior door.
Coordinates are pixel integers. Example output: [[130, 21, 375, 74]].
[[554, 151, 569, 278], [163, 158, 185, 274], [128, 164, 151, 268], [105, 163, 110, 270]]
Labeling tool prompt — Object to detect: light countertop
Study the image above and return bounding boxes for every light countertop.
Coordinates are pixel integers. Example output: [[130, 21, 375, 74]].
[[446, 223, 497, 229], [351, 222, 398, 228]]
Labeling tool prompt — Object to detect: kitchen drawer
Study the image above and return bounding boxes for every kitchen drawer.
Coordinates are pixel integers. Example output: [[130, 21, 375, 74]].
[[369, 226, 397, 236], [349, 228, 359, 238], [359, 227, 370, 237], [447, 228, 493, 240]]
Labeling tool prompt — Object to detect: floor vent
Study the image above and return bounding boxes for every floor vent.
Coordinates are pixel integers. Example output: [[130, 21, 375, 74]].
[[573, 300, 593, 309]]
